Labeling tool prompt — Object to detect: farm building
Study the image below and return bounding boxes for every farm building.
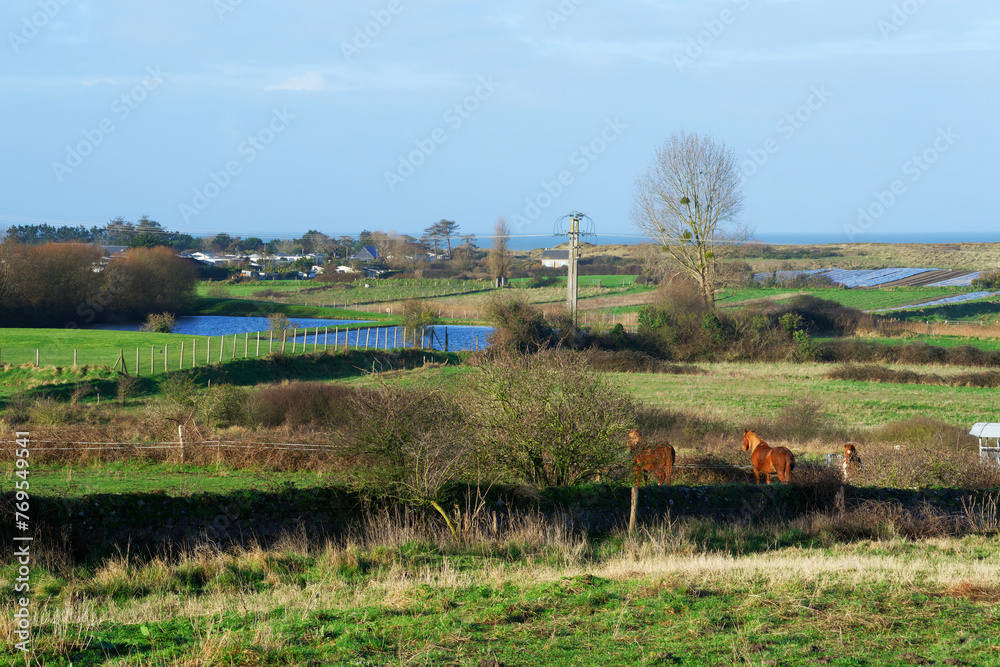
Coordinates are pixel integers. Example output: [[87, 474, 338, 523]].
[[540, 249, 569, 268]]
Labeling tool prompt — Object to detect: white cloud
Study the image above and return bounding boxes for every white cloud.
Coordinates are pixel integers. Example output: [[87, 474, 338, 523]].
[[265, 71, 326, 92], [81, 77, 118, 86]]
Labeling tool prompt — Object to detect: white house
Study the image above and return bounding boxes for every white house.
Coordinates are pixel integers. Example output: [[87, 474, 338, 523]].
[[540, 249, 570, 268]]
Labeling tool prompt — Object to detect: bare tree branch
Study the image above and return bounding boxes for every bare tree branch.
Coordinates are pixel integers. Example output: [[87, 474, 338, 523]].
[[631, 131, 753, 308]]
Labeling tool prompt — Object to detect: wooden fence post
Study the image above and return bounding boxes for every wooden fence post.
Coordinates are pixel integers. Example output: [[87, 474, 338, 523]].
[[291, 329, 297, 354], [180, 341, 185, 370], [257, 331, 261, 357], [73, 349, 77, 367], [165, 344, 168, 372], [629, 486, 638, 534]]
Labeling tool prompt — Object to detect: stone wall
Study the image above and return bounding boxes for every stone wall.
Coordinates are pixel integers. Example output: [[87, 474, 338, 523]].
[[1, 483, 986, 560]]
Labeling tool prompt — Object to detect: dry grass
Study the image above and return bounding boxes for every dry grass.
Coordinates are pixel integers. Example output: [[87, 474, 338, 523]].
[[876, 318, 1000, 339]]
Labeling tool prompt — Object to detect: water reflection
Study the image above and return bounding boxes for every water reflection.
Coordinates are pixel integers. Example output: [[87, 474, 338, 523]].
[[91, 316, 492, 352]]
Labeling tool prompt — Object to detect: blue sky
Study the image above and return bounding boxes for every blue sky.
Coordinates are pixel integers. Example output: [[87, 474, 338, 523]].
[[2, 0, 998, 245]]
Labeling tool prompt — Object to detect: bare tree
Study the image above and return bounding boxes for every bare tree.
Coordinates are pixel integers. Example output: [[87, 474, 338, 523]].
[[487, 215, 513, 288], [631, 131, 752, 308]]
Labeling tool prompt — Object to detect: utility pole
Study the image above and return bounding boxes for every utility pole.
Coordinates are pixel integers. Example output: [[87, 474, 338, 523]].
[[554, 211, 593, 327]]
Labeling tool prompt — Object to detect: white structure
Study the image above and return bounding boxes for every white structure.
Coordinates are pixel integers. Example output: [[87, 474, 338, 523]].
[[540, 249, 569, 268], [970, 423, 1000, 466]]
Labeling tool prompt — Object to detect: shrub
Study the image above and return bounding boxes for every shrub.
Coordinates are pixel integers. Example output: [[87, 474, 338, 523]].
[[116, 374, 141, 402], [400, 299, 440, 347], [483, 293, 552, 354], [971, 269, 1000, 289], [267, 313, 298, 335], [139, 312, 177, 333], [258, 382, 357, 427], [771, 397, 827, 442], [523, 276, 560, 289], [463, 350, 638, 487], [204, 384, 261, 429], [897, 342, 947, 365], [342, 383, 469, 534], [826, 364, 926, 384]]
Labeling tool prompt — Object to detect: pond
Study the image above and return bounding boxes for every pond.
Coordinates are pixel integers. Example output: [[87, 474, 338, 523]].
[[90, 316, 493, 352]]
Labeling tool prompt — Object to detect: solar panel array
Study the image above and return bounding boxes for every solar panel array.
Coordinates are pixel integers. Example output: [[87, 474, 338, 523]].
[[926, 272, 981, 287], [872, 291, 1000, 312], [816, 268, 940, 287], [754, 267, 944, 287]]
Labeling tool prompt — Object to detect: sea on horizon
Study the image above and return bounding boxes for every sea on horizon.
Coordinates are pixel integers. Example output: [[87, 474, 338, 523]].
[[507, 231, 1000, 251]]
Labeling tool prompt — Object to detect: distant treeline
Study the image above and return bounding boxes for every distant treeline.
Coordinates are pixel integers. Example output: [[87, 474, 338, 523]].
[[4, 216, 197, 251], [0, 242, 197, 327]]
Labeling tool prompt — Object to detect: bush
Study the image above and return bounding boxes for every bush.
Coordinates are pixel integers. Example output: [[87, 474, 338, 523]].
[[267, 313, 298, 335], [483, 293, 552, 354], [116, 374, 141, 402], [342, 383, 469, 533], [523, 276, 561, 289], [971, 269, 1000, 289], [463, 350, 638, 487], [258, 382, 357, 427], [139, 312, 177, 333], [204, 384, 262, 429], [400, 299, 440, 348]]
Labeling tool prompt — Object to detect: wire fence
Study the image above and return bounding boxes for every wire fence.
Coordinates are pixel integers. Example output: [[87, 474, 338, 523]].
[[0, 325, 484, 375]]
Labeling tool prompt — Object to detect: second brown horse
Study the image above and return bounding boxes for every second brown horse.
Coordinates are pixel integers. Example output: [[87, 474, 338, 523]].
[[627, 429, 675, 486], [742, 430, 794, 484]]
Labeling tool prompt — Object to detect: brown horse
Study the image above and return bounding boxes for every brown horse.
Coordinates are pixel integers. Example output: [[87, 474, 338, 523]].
[[742, 430, 794, 484], [842, 443, 862, 480], [627, 429, 675, 486]]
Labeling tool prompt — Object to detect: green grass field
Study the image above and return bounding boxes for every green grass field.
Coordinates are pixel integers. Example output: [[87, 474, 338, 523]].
[[0, 324, 395, 386], [7, 525, 999, 666], [612, 362, 999, 432], [715, 286, 970, 312]]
